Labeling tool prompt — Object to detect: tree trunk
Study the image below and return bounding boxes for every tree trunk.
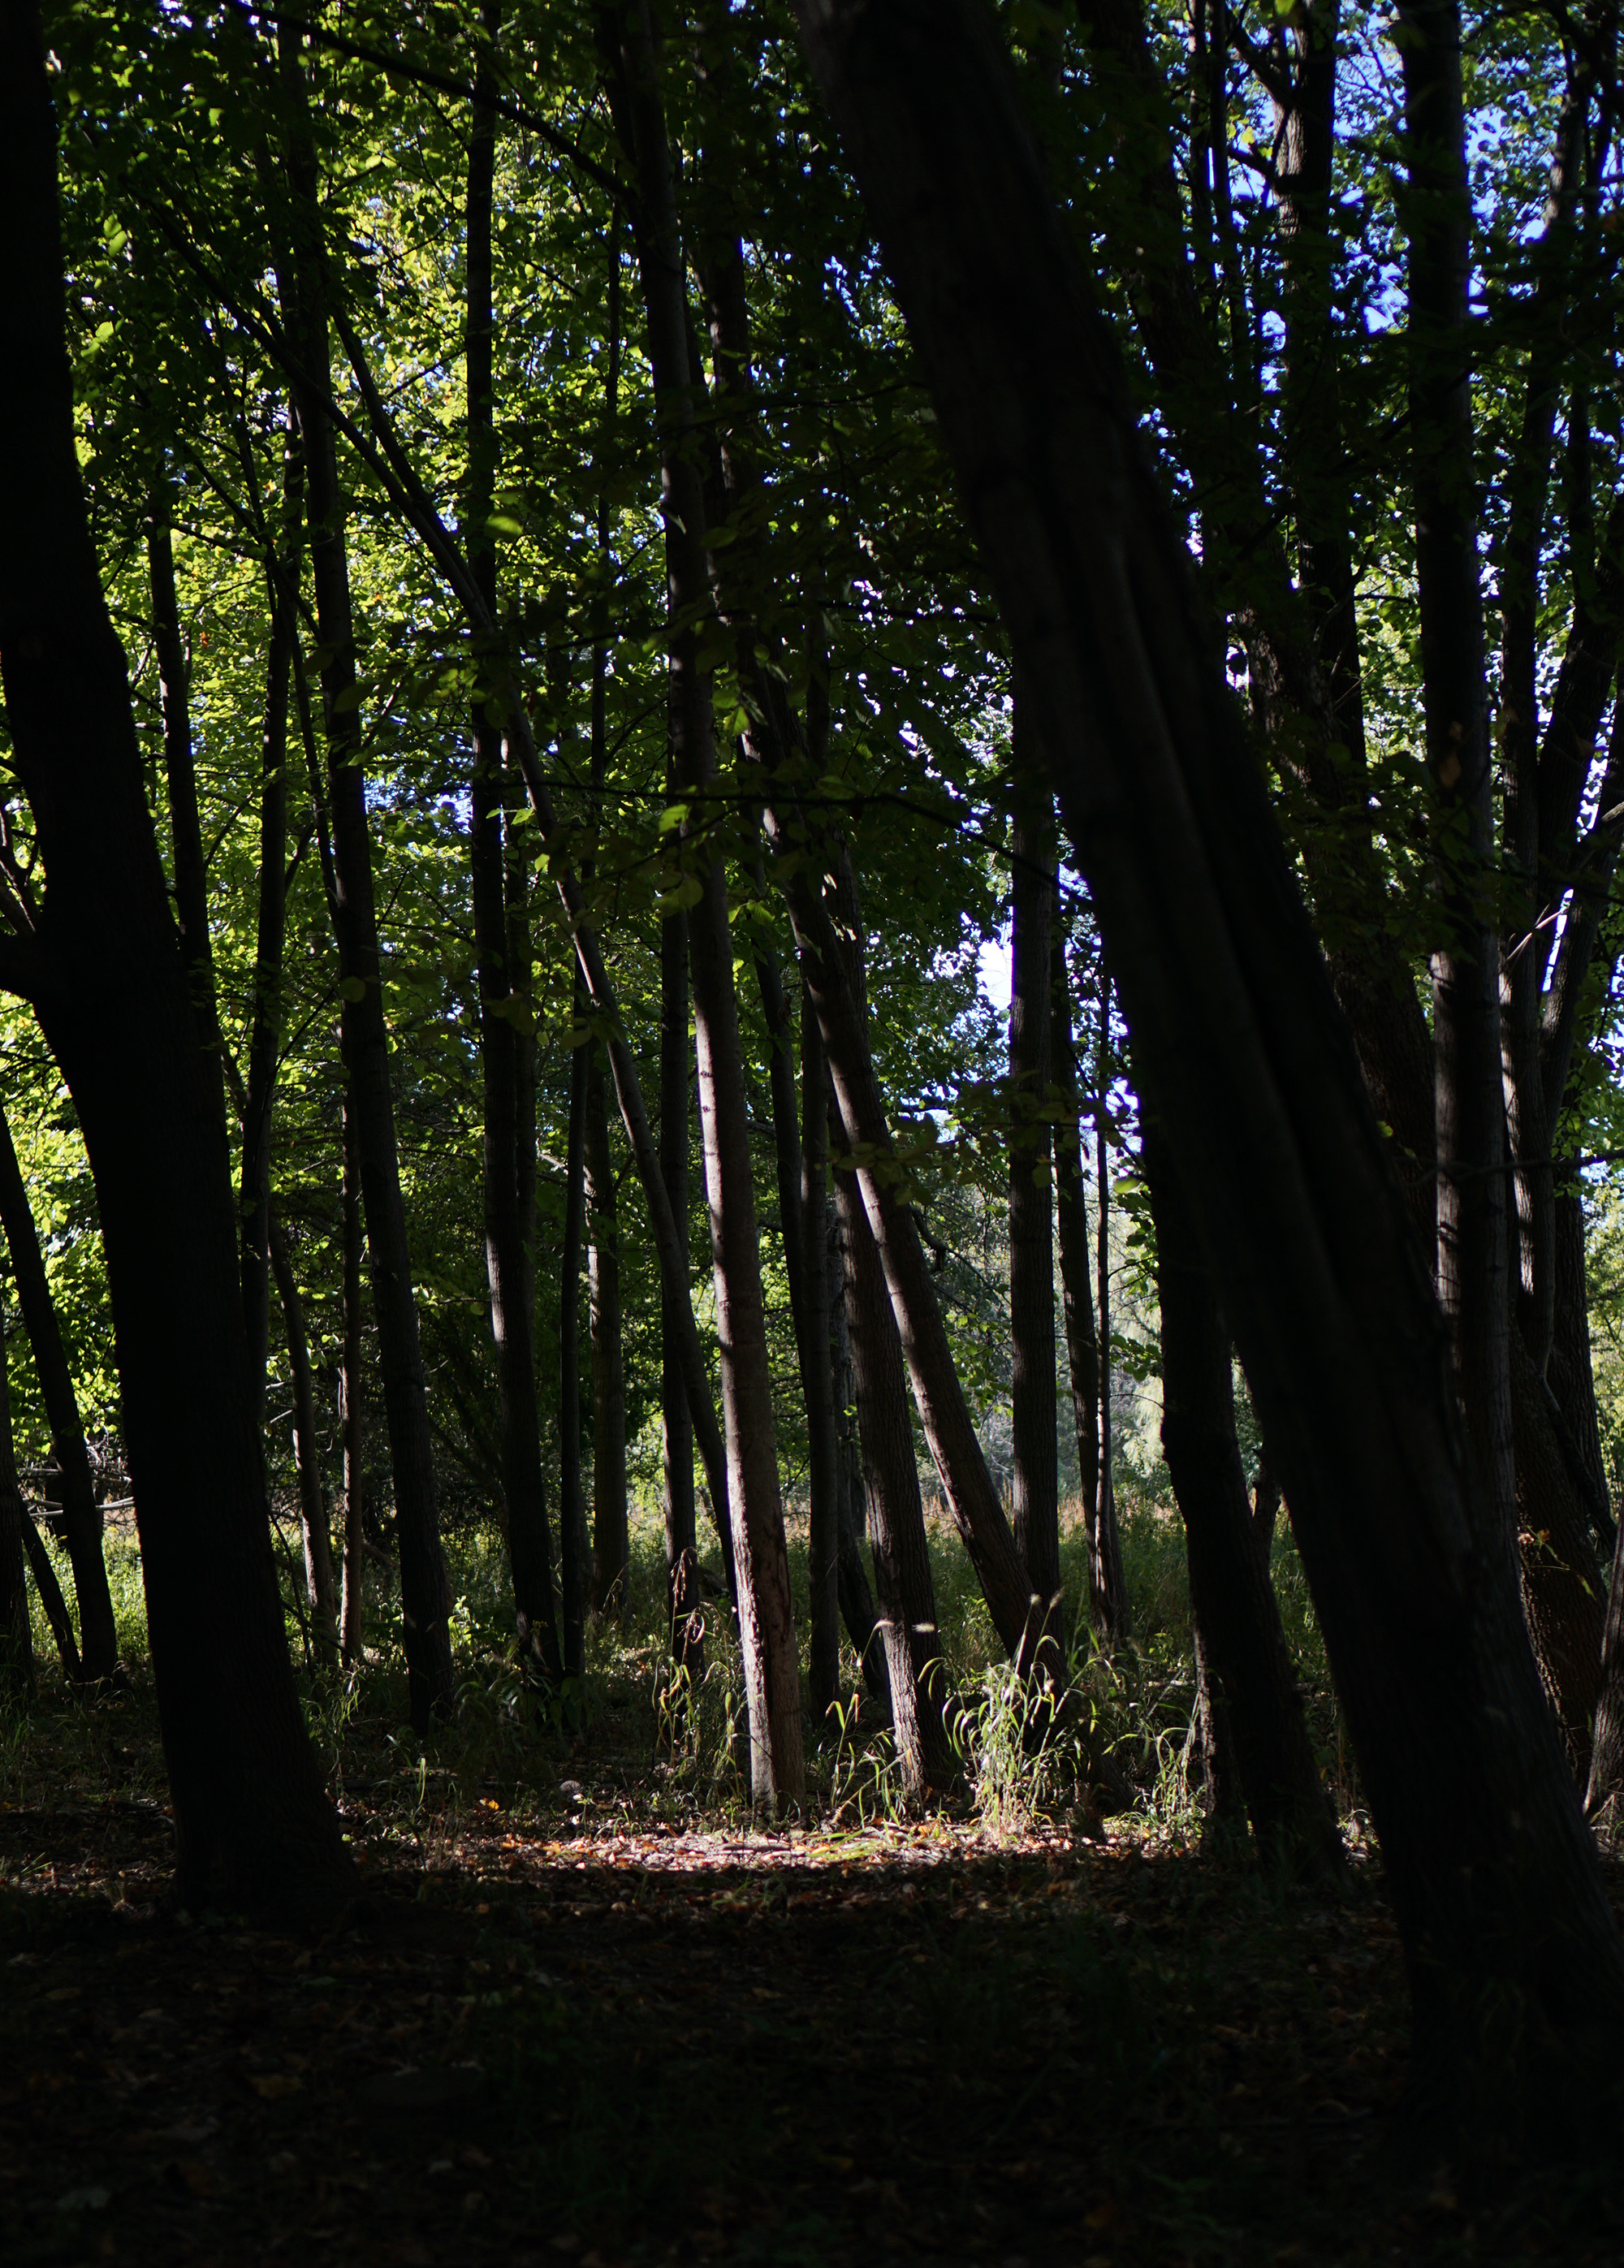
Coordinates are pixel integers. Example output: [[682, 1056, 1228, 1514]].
[[465, 19, 562, 1685], [1008, 725, 1060, 1605], [238, 427, 300, 1427], [802, 980, 842, 1722], [1091, 976, 1129, 1638], [1146, 1117, 1344, 1880], [0, 1103, 117, 1681], [339, 1086, 365, 1670], [0, 1298, 35, 1698], [0, 18, 348, 1901], [1052, 927, 1100, 1527], [794, 0, 1624, 2097], [274, 29, 455, 1730], [660, 903, 705, 1675], [1507, 1328, 1605, 1773], [1400, 0, 1518, 1572], [586, 1048, 628, 1619], [559, 998, 590, 1683], [831, 1194, 891, 1709], [833, 1145, 956, 1793], [268, 1209, 338, 1668], [606, 0, 802, 1805]]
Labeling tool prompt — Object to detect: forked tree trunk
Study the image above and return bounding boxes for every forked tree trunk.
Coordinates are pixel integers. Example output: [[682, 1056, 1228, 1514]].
[[0, 1299, 35, 1697], [268, 1210, 339, 1667], [339, 1087, 365, 1669], [607, 0, 802, 1804], [466, 21, 562, 1685], [0, 1103, 117, 1681], [1146, 1119, 1343, 1880], [585, 1051, 628, 1618], [1052, 929, 1100, 1520], [0, 19, 347, 1901], [794, 0, 1624, 2101], [1008, 731, 1060, 1606], [274, 30, 454, 1729]]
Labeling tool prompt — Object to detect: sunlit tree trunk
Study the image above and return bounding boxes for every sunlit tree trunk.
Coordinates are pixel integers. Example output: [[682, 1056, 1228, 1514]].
[[1052, 928, 1099, 1523]]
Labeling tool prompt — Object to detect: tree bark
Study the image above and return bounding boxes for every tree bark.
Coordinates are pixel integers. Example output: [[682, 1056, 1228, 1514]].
[[0, 1102, 117, 1681], [466, 16, 563, 1685], [794, 0, 1624, 2095], [268, 1209, 338, 1668], [339, 1086, 365, 1670], [0, 11, 347, 1901], [605, 0, 802, 1805], [586, 1047, 628, 1619], [802, 980, 842, 1722], [1008, 724, 1060, 1605], [559, 999, 591, 1683], [660, 903, 705, 1674], [1146, 1118, 1344, 1879], [1052, 927, 1100, 1521], [833, 1146, 956, 1793], [273, 28, 455, 1729]]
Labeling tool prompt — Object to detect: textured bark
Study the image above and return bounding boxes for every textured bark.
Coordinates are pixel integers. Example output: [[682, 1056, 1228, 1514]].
[[803, 984, 842, 1722], [1147, 1120, 1344, 1879], [586, 1048, 628, 1619], [795, 0, 1624, 2088], [1052, 930, 1100, 1518], [607, 0, 802, 1804], [0, 11, 347, 1901], [274, 31, 454, 1729], [834, 1149, 956, 1793], [466, 18, 562, 1685], [0, 1103, 116, 1681], [339, 1089, 365, 1670], [268, 1210, 338, 1668], [1008, 735, 1060, 1605], [0, 1298, 35, 1697]]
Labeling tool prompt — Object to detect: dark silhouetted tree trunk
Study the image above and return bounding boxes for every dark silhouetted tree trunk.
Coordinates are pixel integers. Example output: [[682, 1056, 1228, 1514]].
[[274, 28, 455, 1729], [0, 1104, 116, 1682], [1146, 1118, 1343, 1879], [269, 1211, 338, 1667], [339, 1088, 365, 1670], [1009, 724, 1060, 1605], [465, 17, 562, 1684], [795, 0, 1624, 2095], [0, 15, 347, 1900], [831, 1197, 890, 1709]]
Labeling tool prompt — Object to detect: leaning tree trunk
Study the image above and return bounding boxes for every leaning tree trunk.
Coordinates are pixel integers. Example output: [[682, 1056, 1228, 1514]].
[[0, 1102, 117, 1681], [607, 0, 802, 1805], [274, 30, 454, 1729], [0, 16, 348, 1902], [1145, 1117, 1344, 1881], [794, 0, 1624, 2102], [1008, 719, 1060, 1607]]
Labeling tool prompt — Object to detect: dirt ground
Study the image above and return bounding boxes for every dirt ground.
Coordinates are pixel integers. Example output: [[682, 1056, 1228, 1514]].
[[5, 1773, 1624, 2268]]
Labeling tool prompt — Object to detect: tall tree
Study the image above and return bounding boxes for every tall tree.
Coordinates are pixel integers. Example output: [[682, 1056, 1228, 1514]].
[[1007, 717, 1059, 1605]]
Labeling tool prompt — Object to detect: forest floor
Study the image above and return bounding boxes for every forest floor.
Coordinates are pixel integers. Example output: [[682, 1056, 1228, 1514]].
[[4, 1514, 1624, 2265], [4, 1688, 1624, 2268]]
